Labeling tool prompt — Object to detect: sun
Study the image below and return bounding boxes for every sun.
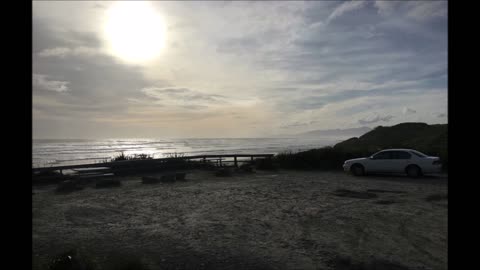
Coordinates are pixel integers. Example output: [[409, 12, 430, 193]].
[[104, 1, 166, 64]]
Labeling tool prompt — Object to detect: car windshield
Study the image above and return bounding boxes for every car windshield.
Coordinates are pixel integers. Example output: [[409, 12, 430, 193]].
[[410, 150, 427, 158], [372, 151, 391, 159]]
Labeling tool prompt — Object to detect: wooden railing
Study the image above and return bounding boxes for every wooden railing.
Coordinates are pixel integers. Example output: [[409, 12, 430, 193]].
[[32, 154, 275, 176]]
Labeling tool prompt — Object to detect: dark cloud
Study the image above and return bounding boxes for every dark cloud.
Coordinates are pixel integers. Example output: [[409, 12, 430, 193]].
[[33, 16, 102, 52], [32, 15, 159, 121], [33, 22, 154, 98], [33, 51, 152, 102], [32, 17, 65, 52]]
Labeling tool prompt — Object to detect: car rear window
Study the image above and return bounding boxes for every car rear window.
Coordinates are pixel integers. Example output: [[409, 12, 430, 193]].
[[410, 151, 427, 158]]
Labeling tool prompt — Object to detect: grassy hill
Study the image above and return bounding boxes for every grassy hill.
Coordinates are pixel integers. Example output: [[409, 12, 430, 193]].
[[274, 122, 448, 171], [334, 123, 447, 163]]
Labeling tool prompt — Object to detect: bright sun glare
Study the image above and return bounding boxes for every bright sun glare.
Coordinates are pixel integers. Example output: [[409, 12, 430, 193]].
[[104, 2, 166, 64]]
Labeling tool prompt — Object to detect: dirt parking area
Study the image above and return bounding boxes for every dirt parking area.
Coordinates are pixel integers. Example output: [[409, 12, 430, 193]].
[[32, 170, 447, 270]]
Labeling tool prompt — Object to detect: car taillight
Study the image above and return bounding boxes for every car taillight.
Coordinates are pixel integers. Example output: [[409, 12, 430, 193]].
[[433, 160, 441, 165]]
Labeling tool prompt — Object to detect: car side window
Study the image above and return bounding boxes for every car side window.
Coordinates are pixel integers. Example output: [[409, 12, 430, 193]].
[[393, 151, 411, 159]]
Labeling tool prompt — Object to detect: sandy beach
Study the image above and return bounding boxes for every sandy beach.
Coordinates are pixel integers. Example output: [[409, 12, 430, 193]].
[[32, 170, 447, 270]]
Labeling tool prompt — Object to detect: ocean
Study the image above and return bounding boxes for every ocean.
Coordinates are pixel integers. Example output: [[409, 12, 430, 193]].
[[32, 137, 347, 168]]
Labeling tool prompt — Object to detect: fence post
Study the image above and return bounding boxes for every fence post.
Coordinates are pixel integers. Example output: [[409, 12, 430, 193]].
[[234, 156, 238, 167]]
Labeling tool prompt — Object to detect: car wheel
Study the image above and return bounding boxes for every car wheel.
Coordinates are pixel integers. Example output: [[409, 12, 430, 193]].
[[406, 165, 422, 178], [351, 164, 365, 176]]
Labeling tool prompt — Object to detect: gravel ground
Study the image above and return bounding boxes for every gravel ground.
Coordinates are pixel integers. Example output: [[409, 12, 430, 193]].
[[32, 170, 448, 270]]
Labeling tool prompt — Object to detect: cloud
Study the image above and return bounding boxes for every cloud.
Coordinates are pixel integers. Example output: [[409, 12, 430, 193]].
[[140, 87, 229, 109], [374, 1, 400, 16], [402, 107, 416, 115], [38, 46, 99, 58], [326, 0, 367, 24], [279, 121, 312, 129], [32, 74, 69, 92], [33, 25, 152, 100], [358, 114, 394, 125], [374, 1, 447, 22], [38, 47, 71, 58], [406, 1, 447, 21], [216, 37, 260, 55], [32, 1, 447, 138], [434, 112, 447, 118], [290, 98, 325, 111], [92, 3, 106, 10]]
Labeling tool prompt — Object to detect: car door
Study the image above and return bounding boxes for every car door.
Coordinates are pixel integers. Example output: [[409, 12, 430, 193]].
[[368, 151, 393, 172], [390, 151, 413, 173]]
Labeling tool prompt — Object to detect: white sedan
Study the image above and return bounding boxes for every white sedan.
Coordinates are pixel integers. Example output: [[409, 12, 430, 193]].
[[343, 149, 442, 177]]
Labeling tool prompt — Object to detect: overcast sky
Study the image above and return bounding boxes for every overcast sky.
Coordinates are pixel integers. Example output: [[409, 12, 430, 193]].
[[32, 1, 448, 139]]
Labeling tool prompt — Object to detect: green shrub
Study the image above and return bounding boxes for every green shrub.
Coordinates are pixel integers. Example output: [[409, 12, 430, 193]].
[[111, 152, 128, 162], [111, 152, 153, 162], [274, 147, 350, 170], [164, 152, 185, 158], [254, 158, 276, 170]]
